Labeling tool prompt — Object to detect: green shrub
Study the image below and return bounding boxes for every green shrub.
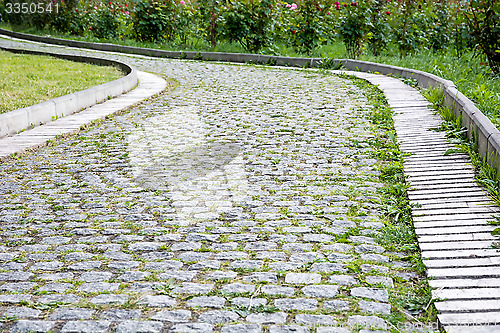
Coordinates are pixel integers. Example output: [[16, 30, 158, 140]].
[[337, 1, 371, 58], [218, 0, 277, 53], [132, 0, 178, 42], [463, 0, 500, 75], [284, 0, 334, 55], [88, 2, 121, 39]]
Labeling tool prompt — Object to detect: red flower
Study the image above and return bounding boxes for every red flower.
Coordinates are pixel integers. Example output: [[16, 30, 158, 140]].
[[291, 29, 296, 34], [351, 2, 358, 6], [89, 27, 93, 30], [386, 10, 390, 14], [124, 3, 127, 7], [334, 1, 339, 4], [75, 8, 78, 11]]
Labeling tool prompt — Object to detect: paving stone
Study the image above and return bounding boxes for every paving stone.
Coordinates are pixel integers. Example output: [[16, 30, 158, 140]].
[[49, 308, 94, 320], [360, 264, 389, 274], [269, 325, 310, 333], [10, 320, 56, 333], [37, 294, 81, 304], [268, 262, 302, 271], [274, 298, 318, 311], [170, 323, 214, 333], [285, 273, 321, 284], [67, 261, 101, 270], [60, 321, 111, 333], [329, 275, 358, 285], [0, 282, 36, 292], [351, 287, 389, 302], [222, 283, 255, 294], [186, 296, 226, 308], [205, 271, 237, 281], [158, 270, 197, 281], [198, 310, 240, 324], [119, 271, 151, 282], [310, 262, 346, 273], [301, 284, 339, 298], [261, 285, 295, 296], [0, 295, 31, 304], [115, 321, 163, 333], [138, 295, 177, 307], [294, 314, 337, 325], [128, 242, 161, 251], [91, 294, 129, 305], [323, 300, 351, 311], [242, 272, 277, 283], [366, 276, 394, 288], [38, 282, 72, 293], [39, 272, 74, 281], [79, 271, 113, 282], [100, 309, 141, 320], [172, 283, 214, 295], [347, 315, 388, 330], [2, 307, 41, 319], [231, 260, 264, 270], [151, 309, 192, 322], [231, 297, 267, 308], [78, 282, 120, 293], [246, 312, 287, 324], [359, 300, 391, 314], [316, 328, 350, 333], [221, 324, 261, 333]]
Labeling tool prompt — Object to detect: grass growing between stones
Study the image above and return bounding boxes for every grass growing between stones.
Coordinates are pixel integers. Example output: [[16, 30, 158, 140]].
[[344, 74, 439, 332], [0, 50, 123, 113]]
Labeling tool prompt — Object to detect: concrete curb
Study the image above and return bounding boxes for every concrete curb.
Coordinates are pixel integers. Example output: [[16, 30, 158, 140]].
[[0, 45, 138, 138], [0, 28, 497, 175]]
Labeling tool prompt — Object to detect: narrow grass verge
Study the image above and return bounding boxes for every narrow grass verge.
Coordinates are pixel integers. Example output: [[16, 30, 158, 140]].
[[0, 50, 123, 113], [341, 73, 439, 332]]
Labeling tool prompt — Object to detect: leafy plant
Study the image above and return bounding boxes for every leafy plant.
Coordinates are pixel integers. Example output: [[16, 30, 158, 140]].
[[463, 0, 500, 75], [132, 0, 178, 42], [337, 0, 371, 58], [218, 0, 277, 52], [284, 0, 334, 54]]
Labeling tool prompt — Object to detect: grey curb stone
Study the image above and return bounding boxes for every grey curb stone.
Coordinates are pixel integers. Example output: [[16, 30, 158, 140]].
[[0, 46, 137, 139]]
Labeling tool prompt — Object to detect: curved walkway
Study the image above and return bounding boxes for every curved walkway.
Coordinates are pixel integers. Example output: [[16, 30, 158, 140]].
[[349, 72, 500, 333], [0, 35, 498, 333]]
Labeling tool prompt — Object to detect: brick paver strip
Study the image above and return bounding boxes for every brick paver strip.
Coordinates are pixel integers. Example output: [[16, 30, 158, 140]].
[[347, 71, 500, 331], [0, 34, 499, 331]]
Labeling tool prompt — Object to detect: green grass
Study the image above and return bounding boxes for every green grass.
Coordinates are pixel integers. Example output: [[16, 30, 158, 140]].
[[0, 49, 123, 113]]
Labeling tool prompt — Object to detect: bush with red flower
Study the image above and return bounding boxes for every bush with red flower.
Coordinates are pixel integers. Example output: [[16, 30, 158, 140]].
[[336, 0, 371, 58], [463, 0, 500, 75], [280, 0, 335, 54], [218, 0, 278, 52]]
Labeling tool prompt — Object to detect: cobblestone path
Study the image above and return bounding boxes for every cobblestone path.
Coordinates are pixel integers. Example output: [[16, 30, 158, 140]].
[[0, 37, 433, 332]]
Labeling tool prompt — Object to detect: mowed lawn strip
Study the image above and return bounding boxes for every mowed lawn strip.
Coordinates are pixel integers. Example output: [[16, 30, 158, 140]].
[[0, 50, 124, 114]]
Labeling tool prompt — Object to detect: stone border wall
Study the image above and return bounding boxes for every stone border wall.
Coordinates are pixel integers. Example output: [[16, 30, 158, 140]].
[[1, 28, 497, 174], [0, 44, 137, 138]]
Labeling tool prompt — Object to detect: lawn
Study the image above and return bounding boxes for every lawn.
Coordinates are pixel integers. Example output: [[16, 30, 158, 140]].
[[0, 50, 123, 113]]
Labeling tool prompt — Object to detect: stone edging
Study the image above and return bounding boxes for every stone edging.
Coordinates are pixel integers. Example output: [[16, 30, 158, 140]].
[[0, 44, 137, 138], [1, 28, 497, 176]]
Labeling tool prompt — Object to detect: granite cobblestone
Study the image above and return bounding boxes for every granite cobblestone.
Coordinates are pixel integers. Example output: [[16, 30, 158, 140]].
[[0, 37, 432, 332]]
